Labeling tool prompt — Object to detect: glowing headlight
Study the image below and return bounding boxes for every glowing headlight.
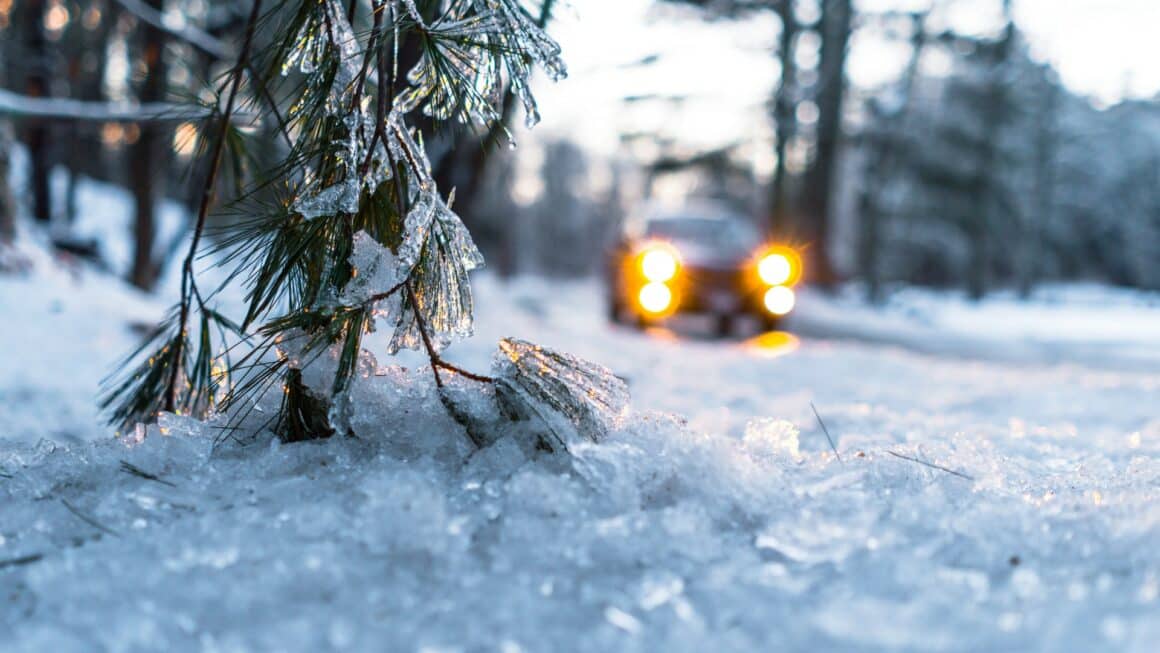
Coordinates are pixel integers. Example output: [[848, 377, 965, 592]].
[[758, 253, 793, 286], [763, 286, 796, 315], [640, 247, 679, 283], [638, 282, 673, 314]]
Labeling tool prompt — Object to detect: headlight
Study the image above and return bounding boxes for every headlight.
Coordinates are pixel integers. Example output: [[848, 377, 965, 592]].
[[758, 253, 792, 286], [638, 282, 673, 314], [640, 247, 679, 283], [763, 286, 795, 315]]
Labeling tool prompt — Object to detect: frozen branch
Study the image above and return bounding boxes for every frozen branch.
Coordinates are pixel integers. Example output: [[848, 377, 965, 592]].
[[112, 0, 231, 59], [0, 88, 256, 124]]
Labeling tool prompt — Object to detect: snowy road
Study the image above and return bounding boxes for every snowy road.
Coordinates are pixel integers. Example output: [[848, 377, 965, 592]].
[[3, 269, 1160, 651]]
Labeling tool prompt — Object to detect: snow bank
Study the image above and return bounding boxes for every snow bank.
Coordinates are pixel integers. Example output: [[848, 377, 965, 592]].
[[3, 368, 1159, 651], [791, 284, 1160, 371]]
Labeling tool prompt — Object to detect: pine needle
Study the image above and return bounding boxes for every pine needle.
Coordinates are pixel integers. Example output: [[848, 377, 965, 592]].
[[60, 499, 120, 538], [810, 401, 842, 463], [119, 460, 177, 487], [0, 553, 43, 570], [886, 450, 975, 481]]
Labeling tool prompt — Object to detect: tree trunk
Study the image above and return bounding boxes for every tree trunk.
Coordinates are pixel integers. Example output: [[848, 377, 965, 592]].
[[128, 0, 170, 290], [0, 41, 13, 241], [768, 2, 797, 240], [21, 0, 53, 224], [1019, 73, 1058, 299], [0, 121, 14, 241], [969, 2, 1015, 301], [801, 0, 852, 287]]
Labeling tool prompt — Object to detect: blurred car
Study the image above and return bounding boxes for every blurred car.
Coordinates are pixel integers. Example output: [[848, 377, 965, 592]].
[[605, 205, 802, 336]]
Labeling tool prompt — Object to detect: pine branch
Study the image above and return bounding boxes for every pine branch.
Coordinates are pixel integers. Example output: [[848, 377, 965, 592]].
[[165, 0, 265, 414]]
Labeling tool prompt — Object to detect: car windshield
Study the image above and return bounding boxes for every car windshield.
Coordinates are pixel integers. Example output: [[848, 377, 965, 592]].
[[644, 216, 759, 253]]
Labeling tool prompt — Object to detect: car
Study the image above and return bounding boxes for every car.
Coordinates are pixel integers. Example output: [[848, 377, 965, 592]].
[[604, 205, 802, 336]]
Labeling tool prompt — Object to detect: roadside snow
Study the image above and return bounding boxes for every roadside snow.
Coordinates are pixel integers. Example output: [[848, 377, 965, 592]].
[[791, 284, 1160, 372], [3, 246, 1160, 651]]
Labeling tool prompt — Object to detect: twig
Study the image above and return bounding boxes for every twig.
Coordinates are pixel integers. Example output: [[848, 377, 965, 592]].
[[165, 0, 265, 413], [119, 460, 177, 488], [407, 281, 444, 388], [810, 401, 842, 463], [435, 360, 495, 384], [403, 282, 495, 385], [887, 450, 975, 481], [60, 499, 120, 538], [363, 279, 407, 306], [0, 553, 44, 570]]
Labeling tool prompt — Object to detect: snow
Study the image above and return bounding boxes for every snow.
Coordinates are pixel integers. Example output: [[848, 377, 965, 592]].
[[789, 283, 1160, 372], [3, 217, 1160, 649]]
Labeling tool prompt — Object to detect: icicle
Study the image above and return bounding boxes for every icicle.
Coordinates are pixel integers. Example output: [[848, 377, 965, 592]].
[[282, 22, 326, 76], [322, 0, 364, 111], [386, 193, 484, 354]]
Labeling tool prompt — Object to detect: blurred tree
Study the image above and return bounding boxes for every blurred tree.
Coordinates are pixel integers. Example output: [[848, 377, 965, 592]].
[[1016, 64, 1059, 298], [658, 0, 853, 285], [799, 0, 851, 287], [127, 0, 170, 290], [18, 0, 54, 224], [0, 120, 12, 241], [769, 1, 797, 239], [428, 0, 557, 260], [533, 140, 593, 276], [0, 39, 13, 242], [855, 10, 927, 304]]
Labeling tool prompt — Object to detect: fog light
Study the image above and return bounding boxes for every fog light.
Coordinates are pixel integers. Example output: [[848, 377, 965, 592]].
[[763, 286, 795, 315], [638, 282, 673, 314], [758, 253, 792, 286]]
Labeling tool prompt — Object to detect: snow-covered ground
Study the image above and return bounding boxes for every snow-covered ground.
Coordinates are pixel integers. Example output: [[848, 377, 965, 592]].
[[3, 185, 1160, 650]]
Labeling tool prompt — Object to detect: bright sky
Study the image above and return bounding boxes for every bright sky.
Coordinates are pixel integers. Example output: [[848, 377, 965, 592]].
[[520, 0, 1160, 162]]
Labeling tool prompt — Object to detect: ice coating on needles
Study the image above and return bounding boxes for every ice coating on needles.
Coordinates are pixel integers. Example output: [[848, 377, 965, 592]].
[[492, 337, 630, 452], [396, 0, 568, 129]]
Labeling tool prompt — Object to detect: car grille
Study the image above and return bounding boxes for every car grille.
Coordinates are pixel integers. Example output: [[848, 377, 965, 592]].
[[686, 265, 744, 290]]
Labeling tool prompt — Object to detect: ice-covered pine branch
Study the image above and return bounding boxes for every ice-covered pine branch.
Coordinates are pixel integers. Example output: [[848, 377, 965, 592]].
[[103, 0, 636, 453]]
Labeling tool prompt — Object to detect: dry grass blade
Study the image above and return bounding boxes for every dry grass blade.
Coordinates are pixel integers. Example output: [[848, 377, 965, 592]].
[[887, 450, 975, 481], [119, 460, 177, 487], [60, 499, 120, 538], [810, 401, 842, 463]]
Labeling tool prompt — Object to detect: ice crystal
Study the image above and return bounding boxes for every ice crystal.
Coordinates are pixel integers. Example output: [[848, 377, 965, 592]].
[[491, 338, 630, 452]]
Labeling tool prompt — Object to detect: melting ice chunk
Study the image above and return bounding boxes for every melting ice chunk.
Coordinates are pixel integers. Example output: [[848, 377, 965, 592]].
[[491, 338, 629, 452]]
